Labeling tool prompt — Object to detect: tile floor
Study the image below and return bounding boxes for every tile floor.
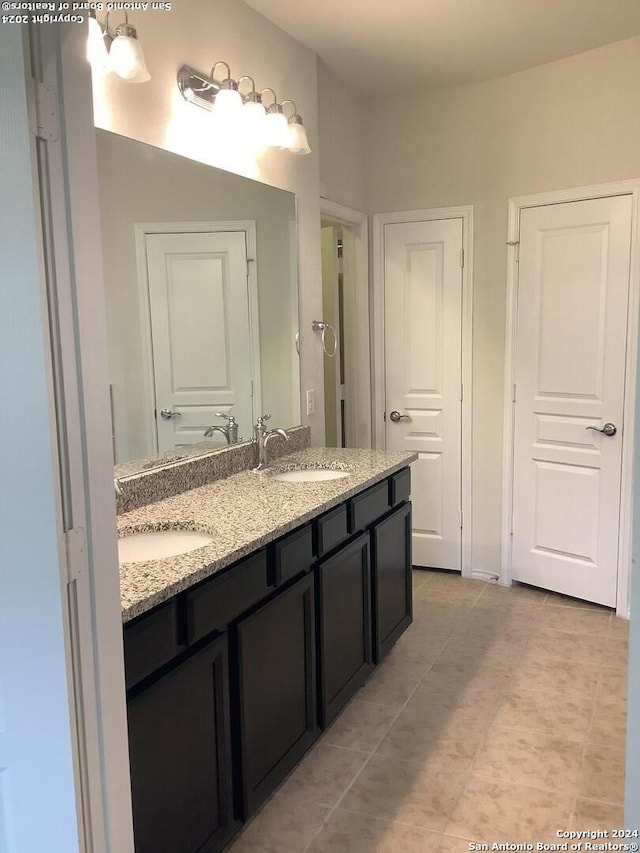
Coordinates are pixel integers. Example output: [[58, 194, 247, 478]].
[[229, 570, 629, 852]]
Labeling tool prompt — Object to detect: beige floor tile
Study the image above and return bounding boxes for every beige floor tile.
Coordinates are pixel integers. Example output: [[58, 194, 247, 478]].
[[536, 606, 611, 636], [412, 570, 432, 591], [414, 585, 484, 605], [589, 700, 627, 748], [357, 661, 424, 709], [580, 743, 626, 803], [383, 633, 448, 673], [493, 684, 593, 740], [477, 582, 547, 607], [544, 590, 612, 611], [609, 615, 630, 640], [306, 808, 442, 853], [597, 668, 629, 704], [601, 634, 629, 670], [511, 654, 599, 699], [429, 648, 516, 682], [324, 699, 399, 752], [412, 599, 472, 628], [340, 754, 467, 832], [473, 725, 584, 791], [228, 797, 329, 852], [408, 670, 510, 711], [433, 835, 481, 853], [435, 633, 528, 671], [527, 628, 608, 665], [571, 797, 625, 831], [445, 775, 574, 843], [276, 743, 369, 808], [375, 720, 485, 773]]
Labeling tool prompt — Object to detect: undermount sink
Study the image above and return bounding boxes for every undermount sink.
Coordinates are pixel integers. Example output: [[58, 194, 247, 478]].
[[118, 529, 214, 564], [272, 469, 351, 483]]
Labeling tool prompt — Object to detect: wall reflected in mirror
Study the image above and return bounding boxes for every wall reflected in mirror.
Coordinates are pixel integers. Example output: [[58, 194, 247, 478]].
[[96, 129, 300, 475]]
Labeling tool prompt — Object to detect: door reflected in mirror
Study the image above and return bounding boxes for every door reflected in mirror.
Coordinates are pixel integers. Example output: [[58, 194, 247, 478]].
[[96, 130, 300, 475]]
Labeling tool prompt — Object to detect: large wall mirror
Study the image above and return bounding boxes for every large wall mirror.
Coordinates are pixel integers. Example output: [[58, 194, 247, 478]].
[[96, 129, 301, 475]]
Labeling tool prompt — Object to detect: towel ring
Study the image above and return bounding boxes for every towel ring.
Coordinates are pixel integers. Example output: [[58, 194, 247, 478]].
[[311, 320, 337, 358]]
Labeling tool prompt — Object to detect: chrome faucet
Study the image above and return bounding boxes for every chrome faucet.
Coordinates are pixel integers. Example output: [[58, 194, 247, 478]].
[[252, 414, 290, 472], [204, 413, 240, 445]]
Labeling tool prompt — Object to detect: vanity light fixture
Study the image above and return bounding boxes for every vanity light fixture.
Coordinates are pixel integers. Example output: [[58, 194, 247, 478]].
[[177, 64, 312, 155], [86, 10, 151, 83], [210, 61, 242, 115]]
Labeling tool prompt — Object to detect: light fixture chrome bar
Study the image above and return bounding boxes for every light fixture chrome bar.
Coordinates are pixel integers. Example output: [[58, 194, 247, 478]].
[[177, 65, 220, 111]]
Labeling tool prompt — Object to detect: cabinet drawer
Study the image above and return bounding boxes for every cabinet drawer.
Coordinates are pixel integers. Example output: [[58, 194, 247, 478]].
[[390, 467, 411, 506], [315, 503, 349, 557], [186, 551, 269, 644], [272, 524, 314, 586], [348, 480, 390, 532], [124, 599, 181, 690]]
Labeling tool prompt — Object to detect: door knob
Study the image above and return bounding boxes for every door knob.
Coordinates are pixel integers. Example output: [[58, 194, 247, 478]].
[[160, 409, 181, 420], [389, 410, 411, 423], [585, 422, 617, 437]]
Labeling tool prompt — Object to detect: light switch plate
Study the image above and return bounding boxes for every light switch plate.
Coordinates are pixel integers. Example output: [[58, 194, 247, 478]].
[[305, 389, 315, 416]]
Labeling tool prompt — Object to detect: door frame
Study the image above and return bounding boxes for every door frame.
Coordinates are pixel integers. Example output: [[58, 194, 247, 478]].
[[133, 220, 261, 457], [501, 181, 640, 617], [320, 198, 371, 448], [372, 206, 474, 577]]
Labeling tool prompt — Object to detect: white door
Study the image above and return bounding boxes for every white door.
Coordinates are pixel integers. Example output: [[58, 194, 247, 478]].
[[384, 219, 463, 569], [145, 231, 257, 451], [511, 195, 633, 605]]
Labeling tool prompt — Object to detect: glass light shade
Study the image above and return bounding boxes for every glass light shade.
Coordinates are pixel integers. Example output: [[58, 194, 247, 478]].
[[87, 15, 109, 70], [109, 34, 151, 82], [242, 100, 266, 137], [287, 121, 311, 155], [213, 87, 243, 116], [263, 110, 289, 148]]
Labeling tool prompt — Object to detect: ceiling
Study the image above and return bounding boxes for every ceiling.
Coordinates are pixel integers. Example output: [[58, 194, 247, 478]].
[[245, 0, 640, 94]]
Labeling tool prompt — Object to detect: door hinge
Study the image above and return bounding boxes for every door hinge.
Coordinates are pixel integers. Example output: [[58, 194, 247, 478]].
[[460, 510, 464, 529], [64, 527, 86, 584], [383, 411, 387, 422], [460, 383, 464, 402], [34, 80, 58, 141], [250, 380, 254, 398], [460, 248, 465, 268], [507, 240, 520, 263], [512, 383, 517, 403]]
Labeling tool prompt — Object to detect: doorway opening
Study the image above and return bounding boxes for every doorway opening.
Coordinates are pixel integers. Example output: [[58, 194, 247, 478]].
[[319, 199, 371, 449]]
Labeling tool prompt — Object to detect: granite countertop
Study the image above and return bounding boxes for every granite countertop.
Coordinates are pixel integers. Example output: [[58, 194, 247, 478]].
[[118, 447, 416, 622]]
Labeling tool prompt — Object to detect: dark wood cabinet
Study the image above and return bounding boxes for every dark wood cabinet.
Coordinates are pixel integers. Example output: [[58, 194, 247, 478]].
[[372, 502, 412, 662], [232, 572, 317, 819], [124, 467, 413, 853], [127, 633, 235, 853], [316, 532, 373, 725]]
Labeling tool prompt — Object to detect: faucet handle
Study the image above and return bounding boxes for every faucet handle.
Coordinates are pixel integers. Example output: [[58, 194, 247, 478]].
[[256, 413, 271, 425], [215, 412, 237, 423]]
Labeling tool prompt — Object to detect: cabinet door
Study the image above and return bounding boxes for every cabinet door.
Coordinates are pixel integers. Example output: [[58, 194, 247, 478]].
[[317, 532, 373, 726], [372, 503, 412, 661], [127, 634, 234, 853], [234, 573, 317, 818]]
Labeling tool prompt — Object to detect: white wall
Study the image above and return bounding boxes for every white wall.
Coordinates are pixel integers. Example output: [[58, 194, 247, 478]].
[[317, 60, 368, 212], [365, 35, 640, 572], [96, 130, 298, 462], [92, 0, 325, 441]]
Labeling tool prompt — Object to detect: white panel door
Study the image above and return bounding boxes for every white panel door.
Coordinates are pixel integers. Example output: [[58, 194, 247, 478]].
[[384, 219, 463, 569], [146, 231, 256, 451], [512, 195, 632, 605]]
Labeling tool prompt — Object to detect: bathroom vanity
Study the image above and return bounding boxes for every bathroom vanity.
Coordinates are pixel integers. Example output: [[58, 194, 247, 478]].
[[119, 448, 415, 853]]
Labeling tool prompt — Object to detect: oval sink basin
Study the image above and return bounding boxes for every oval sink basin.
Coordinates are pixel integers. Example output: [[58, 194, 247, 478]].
[[118, 530, 214, 564], [273, 469, 351, 483]]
